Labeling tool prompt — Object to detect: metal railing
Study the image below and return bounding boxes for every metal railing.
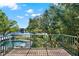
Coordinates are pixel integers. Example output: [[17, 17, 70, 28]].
[[29, 34, 78, 55], [0, 36, 14, 56], [52, 34, 78, 56], [0, 34, 78, 56]]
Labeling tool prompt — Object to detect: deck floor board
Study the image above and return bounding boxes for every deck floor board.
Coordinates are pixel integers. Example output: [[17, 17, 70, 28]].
[[5, 48, 71, 56]]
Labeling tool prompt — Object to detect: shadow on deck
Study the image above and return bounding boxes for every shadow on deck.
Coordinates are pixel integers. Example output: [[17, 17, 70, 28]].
[[5, 48, 71, 56]]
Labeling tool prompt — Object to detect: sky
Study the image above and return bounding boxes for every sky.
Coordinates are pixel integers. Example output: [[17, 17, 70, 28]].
[[0, 3, 50, 28]]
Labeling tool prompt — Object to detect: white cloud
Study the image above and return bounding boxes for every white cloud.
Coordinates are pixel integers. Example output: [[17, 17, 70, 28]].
[[16, 16, 24, 19], [25, 14, 29, 16], [0, 2, 19, 10], [26, 9, 33, 13], [11, 4, 18, 10], [38, 8, 43, 11], [31, 13, 41, 17]]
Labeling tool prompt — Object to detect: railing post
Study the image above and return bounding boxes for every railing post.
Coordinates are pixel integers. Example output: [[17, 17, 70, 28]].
[[11, 36, 15, 48], [77, 37, 79, 56], [30, 35, 31, 49], [77, 33, 79, 56], [3, 46, 5, 56]]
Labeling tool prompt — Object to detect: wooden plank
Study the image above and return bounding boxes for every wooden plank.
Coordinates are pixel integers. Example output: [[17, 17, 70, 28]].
[[5, 48, 71, 56], [27, 48, 47, 56], [5, 48, 29, 56], [47, 48, 71, 56]]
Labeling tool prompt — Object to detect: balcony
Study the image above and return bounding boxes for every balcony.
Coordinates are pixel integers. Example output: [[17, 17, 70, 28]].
[[0, 33, 78, 56]]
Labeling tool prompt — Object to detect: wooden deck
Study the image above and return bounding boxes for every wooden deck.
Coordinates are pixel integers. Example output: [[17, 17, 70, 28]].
[[5, 48, 71, 56]]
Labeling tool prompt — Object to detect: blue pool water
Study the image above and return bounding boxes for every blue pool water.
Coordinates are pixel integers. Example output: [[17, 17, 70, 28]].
[[13, 41, 26, 48], [0, 40, 32, 49]]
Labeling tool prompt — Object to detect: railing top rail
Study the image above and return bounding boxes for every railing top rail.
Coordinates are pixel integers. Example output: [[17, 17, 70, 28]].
[[52, 34, 78, 38], [0, 36, 13, 41], [29, 34, 78, 38], [0, 36, 12, 38]]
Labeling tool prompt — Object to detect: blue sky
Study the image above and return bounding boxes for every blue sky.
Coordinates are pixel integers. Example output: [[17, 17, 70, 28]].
[[0, 3, 50, 28]]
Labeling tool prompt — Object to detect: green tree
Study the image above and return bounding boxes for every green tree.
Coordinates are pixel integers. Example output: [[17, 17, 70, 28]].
[[26, 17, 43, 33], [0, 10, 19, 36], [26, 3, 79, 49]]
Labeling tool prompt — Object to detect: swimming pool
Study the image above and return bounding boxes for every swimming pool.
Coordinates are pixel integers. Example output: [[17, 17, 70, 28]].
[[0, 40, 32, 49], [13, 41, 26, 48]]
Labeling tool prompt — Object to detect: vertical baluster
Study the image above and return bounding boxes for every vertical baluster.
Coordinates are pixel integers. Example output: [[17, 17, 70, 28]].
[[77, 35, 79, 56], [3, 37, 5, 56], [61, 35, 64, 46], [71, 37, 73, 55], [70, 37, 72, 45], [4, 45, 6, 55], [2, 45, 4, 56], [73, 37, 75, 45], [74, 37, 78, 55], [72, 37, 73, 45], [29, 35, 30, 48], [63, 35, 64, 45], [66, 36, 68, 45]]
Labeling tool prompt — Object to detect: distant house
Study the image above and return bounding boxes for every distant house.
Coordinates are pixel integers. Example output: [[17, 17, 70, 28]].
[[19, 28, 26, 33]]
